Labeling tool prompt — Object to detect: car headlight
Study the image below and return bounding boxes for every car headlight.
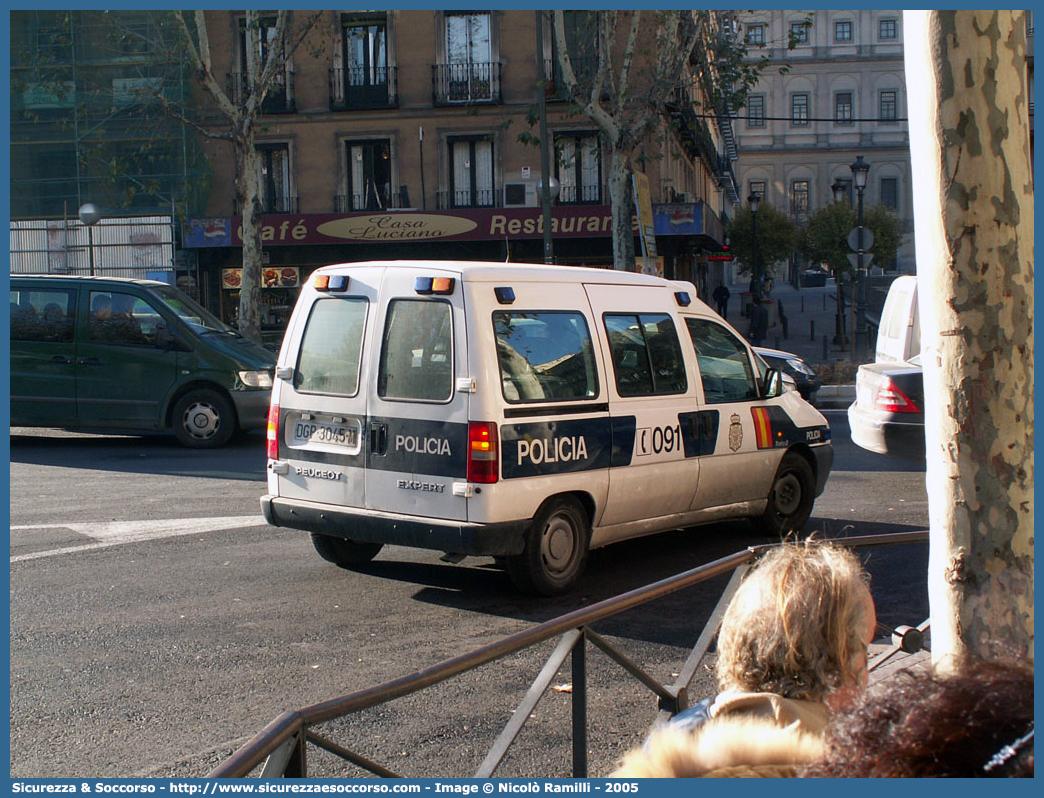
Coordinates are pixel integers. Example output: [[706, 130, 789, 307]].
[[239, 369, 273, 389], [786, 358, 815, 376]]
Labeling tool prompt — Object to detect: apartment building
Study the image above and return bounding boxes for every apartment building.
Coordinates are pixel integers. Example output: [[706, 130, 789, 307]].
[[733, 10, 916, 275], [179, 10, 738, 332]]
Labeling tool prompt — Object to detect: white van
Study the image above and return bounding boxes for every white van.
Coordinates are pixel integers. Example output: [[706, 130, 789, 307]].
[[262, 261, 833, 594], [874, 274, 919, 363]]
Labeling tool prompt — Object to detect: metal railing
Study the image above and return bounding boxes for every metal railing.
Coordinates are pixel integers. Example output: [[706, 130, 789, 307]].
[[209, 529, 929, 779], [329, 66, 398, 111], [432, 61, 502, 105]]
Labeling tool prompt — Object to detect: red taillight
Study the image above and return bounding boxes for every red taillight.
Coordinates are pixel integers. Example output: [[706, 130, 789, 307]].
[[467, 422, 499, 484], [875, 379, 921, 414], [266, 403, 280, 459]]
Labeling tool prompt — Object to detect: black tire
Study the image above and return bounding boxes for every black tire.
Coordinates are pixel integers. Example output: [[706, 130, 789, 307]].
[[310, 533, 383, 568], [756, 452, 816, 537], [171, 389, 236, 449], [506, 496, 589, 596]]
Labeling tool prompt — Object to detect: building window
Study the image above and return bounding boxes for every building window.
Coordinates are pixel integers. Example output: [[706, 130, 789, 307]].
[[834, 20, 853, 42], [880, 90, 898, 121], [448, 136, 494, 208], [879, 19, 898, 40], [748, 95, 765, 128], [336, 15, 390, 109], [440, 11, 495, 103], [789, 21, 809, 43], [344, 139, 393, 212], [555, 132, 602, 204], [237, 17, 293, 113], [749, 180, 766, 200], [835, 92, 853, 125], [791, 93, 809, 126], [790, 180, 809, 220], [256, 143, 295, 213], [746, 24, 765, 45], [880, 177, 899, 209]]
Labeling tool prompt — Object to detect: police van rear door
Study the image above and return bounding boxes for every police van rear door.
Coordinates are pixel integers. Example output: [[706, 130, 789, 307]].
[[364, 267, 469, 522], [274, 266, 380, 511]]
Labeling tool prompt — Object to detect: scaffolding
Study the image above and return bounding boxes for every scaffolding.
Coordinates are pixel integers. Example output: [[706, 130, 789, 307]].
[[9, 10, 211, 221]]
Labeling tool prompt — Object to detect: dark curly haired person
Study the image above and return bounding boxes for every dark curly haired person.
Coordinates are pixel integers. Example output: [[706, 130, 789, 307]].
[[804, 658, 1033, 778]]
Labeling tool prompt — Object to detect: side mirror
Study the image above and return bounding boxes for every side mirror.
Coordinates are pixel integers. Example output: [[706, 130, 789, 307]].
[[762, 368, 785, 398], [155, 323, 174, 350]]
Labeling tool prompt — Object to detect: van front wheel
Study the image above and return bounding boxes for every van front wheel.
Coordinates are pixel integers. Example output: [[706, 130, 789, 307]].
[[507, 496, 589, 596], [310, 533, 383, 568], [756, 452, 815, 536], [172, 389, 236, 448]]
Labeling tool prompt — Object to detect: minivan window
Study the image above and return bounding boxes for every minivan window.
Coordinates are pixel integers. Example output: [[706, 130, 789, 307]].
[[684, 317, 759, 402], [604, 313, 687, 396], [88, 290, 163, 346], [294, 297, 368, 396], [378, 299, 452, 402], [494, 311, 598, 402], [149, 284, 236, 335], [10, 289, 75, 343]]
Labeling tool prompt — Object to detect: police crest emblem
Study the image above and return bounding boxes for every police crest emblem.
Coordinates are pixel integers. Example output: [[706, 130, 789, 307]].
[[728, 413, 743, 451]]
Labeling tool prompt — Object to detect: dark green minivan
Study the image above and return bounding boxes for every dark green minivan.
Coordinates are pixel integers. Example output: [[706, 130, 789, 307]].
[[10, 275, 275, 448]]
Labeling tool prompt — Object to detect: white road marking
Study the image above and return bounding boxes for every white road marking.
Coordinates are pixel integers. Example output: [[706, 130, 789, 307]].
[[10, 515, 269, 563]]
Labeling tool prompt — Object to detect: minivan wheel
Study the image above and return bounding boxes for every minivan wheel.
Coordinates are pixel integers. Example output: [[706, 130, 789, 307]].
[[756, 452, 815, 537], [506, 496, 589, 596], [310, 533, 383, 568], [172, 389, 236, 448]]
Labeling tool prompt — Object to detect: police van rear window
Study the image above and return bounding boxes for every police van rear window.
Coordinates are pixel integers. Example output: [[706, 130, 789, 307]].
[[294, 297, 368, 396], [494, 311, 598, 403], [378, 299, 453, 402]]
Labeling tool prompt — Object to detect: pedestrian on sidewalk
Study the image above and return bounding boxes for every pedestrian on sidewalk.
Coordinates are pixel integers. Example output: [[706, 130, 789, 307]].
[[712, 282, 731, 320], [777, 298, 789, 340], [748, 296, 769, 346]]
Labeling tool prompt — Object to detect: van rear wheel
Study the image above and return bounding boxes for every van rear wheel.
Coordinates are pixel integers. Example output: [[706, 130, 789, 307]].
[[172, 388, 236, 448], [506, 496, 589, 596], [756, 452, 815, 537], [310, 533, 383, 568]]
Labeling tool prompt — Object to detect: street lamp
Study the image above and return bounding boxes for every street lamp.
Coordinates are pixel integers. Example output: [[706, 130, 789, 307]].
[[748, 191, 761, 302], [850, 155, 870, 359], [535, 10, 558, 264], [78, 203, 102, 277], [832, 179, 846, 204], [831, 178, 847, 345]]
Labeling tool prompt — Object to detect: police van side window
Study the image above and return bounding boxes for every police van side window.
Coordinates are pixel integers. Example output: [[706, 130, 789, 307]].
[[494, 311, 598, 403], [604, 313, 687, 396], [295, 297, 368, 396], [684, 317, 759, 403], [378, 299, 452, 402], [10, 289, 75, 343]]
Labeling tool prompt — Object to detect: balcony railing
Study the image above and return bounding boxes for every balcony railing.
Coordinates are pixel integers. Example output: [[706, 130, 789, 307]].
[[334, 189, 409, 213], [329, 66, 398, 111], [226, 70, 296, 114], [233, 195, 299, 215], [556, 183, 606, 205], [432, 61, 502, 105], [436, 189, 496, 209], [543, 57, 602, 102]]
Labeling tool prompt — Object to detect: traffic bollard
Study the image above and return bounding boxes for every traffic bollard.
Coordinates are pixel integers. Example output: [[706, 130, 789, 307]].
[[822, 335, 828, 360]]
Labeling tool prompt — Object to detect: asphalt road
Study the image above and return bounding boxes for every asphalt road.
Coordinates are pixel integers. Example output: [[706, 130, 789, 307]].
[[8, 411, 929, 778]]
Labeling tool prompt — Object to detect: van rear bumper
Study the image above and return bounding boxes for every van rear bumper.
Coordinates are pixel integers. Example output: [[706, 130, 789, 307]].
[[261, 495, 528, 556]]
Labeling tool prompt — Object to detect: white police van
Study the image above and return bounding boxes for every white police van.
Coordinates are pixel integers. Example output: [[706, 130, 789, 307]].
[[262, 261, 833, 595]]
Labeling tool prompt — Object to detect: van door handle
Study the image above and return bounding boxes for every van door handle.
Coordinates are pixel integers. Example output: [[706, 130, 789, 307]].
[[369, 422, 388, 454], [50, 355, 73, 364], [77, 357, 101, 366]]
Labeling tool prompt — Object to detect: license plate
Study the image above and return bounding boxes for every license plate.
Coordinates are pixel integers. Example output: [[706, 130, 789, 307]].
[[290, 420, 358, 448]]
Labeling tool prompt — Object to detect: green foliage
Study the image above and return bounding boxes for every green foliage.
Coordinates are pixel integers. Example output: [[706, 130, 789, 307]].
[[725, 202, 797, 278], [801, 201, 903, 274]]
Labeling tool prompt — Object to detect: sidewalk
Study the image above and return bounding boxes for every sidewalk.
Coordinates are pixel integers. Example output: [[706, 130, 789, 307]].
[[717, 278, 860, 410]]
